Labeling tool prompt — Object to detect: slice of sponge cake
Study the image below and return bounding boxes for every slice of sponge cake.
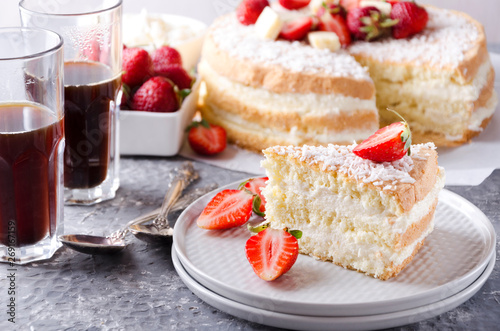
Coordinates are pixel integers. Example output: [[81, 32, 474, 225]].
[[261, 143, 445, 280]]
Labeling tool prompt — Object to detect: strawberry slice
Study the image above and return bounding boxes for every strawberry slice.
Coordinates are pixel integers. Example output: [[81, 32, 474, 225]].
[[318, 12, 352, 47], [245, 228, 300, 281], [279, 0, 311, 10], [340, 0, 362, 11], [197, 190, 254, 230], [236, 0, 270, 25], [187, 119, 227, 156], [279, 17, 314, 41], [240, 177, 268, 213], [353, 120, 412, 162]]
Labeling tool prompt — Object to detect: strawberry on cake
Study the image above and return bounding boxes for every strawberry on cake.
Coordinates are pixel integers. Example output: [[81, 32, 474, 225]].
[[261, 120, 445, 280], [198, 0, 497, 151]]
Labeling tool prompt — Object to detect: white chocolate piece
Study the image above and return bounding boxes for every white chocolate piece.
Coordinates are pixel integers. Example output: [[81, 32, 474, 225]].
[[308, 31, 341, 52], [255, 6, 283, 40]]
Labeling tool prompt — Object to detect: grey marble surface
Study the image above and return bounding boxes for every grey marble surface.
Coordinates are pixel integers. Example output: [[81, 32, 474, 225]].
[[0, 156, 498, 331]]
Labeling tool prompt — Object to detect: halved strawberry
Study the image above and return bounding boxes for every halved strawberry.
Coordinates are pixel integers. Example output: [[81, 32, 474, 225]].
[[353, 119, 412, 162], [318, 12, 351, 46], [236, 0, 270, 25], [279, 17, 314, 41], [239, 177, 268, 213], [197, 190, 254, 230], [279, 0, 311, 10], [245, 228, 300, 281], [187, 119, 227, 156]]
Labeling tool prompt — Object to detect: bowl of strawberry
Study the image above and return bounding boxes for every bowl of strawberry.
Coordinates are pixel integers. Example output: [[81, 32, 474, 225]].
[[119, 45, 201, 156]]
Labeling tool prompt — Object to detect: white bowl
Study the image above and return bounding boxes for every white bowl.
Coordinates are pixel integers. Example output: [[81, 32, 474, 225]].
[[123, 12, 207, 70], [119, 78, 200, 156]]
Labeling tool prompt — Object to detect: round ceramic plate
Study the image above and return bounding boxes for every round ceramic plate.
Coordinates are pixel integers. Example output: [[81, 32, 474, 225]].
[[172, 247, 495, 331], [173, 181, 496, 317]]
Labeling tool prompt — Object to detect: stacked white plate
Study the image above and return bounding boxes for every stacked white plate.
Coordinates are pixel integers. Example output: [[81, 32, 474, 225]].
[[172, 180, 496, 331]]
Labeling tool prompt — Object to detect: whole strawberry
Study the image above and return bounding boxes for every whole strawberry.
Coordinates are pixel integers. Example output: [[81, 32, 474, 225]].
[[122, 47, 154, 87], [391, 1, 428, 39], [151, 46, 182, 73], [187, 119, 227, 156], [236, 0, 270, 25], [347, 6, 396, 41], [131, 76, 179, 112], [155, 64, 193, 90]]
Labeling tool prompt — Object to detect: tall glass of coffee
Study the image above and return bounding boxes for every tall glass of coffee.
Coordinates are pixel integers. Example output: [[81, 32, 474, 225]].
[[20, 0, 122, 205], [0, 28, 64, 264]]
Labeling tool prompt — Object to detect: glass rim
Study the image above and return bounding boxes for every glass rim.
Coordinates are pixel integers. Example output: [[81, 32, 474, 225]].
[[19, 0, 122, 17], [0, 27, 63, 61]]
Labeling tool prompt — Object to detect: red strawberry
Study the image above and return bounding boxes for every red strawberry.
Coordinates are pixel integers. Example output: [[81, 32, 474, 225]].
[[122, 47, 154, 87], [390, 2, 428, 39], [353, 120, 412, 162], [316, 3, 347, 19], [236, 0, 270, 25], [152, 46, 182, 72], [240, 177, 268, 213], [318, 12, 351, 47], [340, 0, 361, 11], [155, 64, 193, 89], [187, 120, 227, 156], [346, 6, 397, 41], [279, 0, 311, 10], [279, 17, 314, 41], [197, 189, 254, 230], [131, 76, 179, 112], [245, 228, 300, 281]]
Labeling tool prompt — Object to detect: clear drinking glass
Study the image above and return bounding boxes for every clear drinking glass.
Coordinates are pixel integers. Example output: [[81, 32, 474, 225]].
[[20, 0, 123, 205], [0, 28, 64, 264]]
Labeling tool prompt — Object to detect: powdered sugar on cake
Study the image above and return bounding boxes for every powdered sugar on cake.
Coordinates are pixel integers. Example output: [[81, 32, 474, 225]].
[[209, 14, 370, 80], [349, 7, 480, 69], [269, 143, 437, 189]]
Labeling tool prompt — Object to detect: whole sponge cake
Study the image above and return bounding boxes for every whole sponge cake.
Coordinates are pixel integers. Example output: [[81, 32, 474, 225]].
[[261, 143, 445, 280], [199, 12, 379, 152], [349, 6, 498, 146], [198, 2, 497, 151]]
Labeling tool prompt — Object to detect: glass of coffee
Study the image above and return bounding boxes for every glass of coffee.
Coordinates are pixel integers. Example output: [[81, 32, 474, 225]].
[[20, 0, 122, 205], [0, 28, 64, 264]]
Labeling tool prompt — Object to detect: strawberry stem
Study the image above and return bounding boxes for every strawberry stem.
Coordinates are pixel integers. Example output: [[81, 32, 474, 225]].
[[387, 108, 412, 156], [247, 221, 270, 233], [252, 195, 265, 217], [288, 229, 303, 239]]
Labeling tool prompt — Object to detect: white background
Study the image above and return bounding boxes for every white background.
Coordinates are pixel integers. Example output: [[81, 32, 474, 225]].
[[1, 0, 499, 45]]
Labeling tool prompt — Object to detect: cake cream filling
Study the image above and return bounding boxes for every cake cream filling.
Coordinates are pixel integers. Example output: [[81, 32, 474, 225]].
[[468, 90, 498, 132], [207, 103, 375, 144], [375, 59, 494, 103], [199, 60, 378, 116]]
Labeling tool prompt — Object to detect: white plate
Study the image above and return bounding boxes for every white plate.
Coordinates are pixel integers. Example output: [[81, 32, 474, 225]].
[[172, 247, 495, 331], [173, 180, 496, 317]]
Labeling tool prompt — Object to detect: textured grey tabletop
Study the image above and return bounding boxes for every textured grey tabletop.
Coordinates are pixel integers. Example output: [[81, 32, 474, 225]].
[[1, 156, 498, 331]]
